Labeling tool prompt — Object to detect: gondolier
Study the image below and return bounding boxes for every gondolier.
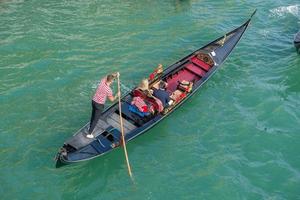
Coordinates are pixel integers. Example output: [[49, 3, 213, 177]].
[[86, 72, 120, 138]]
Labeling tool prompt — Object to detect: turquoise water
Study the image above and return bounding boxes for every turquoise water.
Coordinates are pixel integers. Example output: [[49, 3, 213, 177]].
[[1, 0, 300, 199]]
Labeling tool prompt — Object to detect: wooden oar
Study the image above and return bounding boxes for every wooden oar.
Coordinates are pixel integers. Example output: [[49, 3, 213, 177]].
[[116, 73, 133, 180]]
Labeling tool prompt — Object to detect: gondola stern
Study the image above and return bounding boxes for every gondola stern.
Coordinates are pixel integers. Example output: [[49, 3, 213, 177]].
[[54, 147, 70, 168], [55, 156, 66, 168]]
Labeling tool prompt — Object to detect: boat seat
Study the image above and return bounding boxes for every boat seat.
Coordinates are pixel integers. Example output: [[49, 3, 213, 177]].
[[190, 56, 211, 71], [185, 63, 206, 77]]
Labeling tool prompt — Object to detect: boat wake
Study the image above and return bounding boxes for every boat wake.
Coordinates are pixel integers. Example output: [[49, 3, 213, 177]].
[[269, 5, 300, 18]]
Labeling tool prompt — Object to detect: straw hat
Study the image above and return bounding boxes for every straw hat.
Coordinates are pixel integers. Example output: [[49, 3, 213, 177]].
[[139, 79, 149, 91]]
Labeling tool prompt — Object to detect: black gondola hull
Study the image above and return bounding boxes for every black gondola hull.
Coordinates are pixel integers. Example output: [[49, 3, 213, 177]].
[[295, 42, 300, 52], [55, 10, 256, 167]]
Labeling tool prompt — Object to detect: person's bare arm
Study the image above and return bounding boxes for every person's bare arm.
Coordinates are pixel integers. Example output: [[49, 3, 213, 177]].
[[108, 91, 120, 102], [108, 95, 116, 102], [107, 72, 120, 102]]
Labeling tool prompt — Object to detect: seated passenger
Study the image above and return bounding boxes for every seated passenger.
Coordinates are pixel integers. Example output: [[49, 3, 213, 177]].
[[153, 81, 173, 108], [134, 78, 166, 113]]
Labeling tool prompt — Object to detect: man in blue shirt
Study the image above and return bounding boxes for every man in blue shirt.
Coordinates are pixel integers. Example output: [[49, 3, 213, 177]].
[[153, 81, 172, 108]]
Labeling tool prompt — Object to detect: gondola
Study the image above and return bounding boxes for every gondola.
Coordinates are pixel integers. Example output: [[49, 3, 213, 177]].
[[55, 10, 256, 168], [295, 30, 300, 52]]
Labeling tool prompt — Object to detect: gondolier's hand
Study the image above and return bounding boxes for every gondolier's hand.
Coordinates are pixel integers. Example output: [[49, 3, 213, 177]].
[[113, 72, 120, 78], [114, 91, 121, 100]]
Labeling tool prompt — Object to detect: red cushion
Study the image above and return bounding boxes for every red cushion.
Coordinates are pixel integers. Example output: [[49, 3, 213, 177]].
[[190, 56, 211, 71], [132, 89, 160, 112], [185, 63, 206, 77]]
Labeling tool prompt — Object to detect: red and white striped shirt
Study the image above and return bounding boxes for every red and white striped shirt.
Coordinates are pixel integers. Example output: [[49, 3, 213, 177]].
[[93, 78, 113, 104]]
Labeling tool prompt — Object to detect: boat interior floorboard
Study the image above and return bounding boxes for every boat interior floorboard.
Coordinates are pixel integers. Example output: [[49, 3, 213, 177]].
[[65, 119, 109, 149], [166, 69, 200, 92], [106, 112, 137, 134]]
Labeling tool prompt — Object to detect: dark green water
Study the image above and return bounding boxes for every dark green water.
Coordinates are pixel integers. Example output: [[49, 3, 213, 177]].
[[1, 0, 300, 199]]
